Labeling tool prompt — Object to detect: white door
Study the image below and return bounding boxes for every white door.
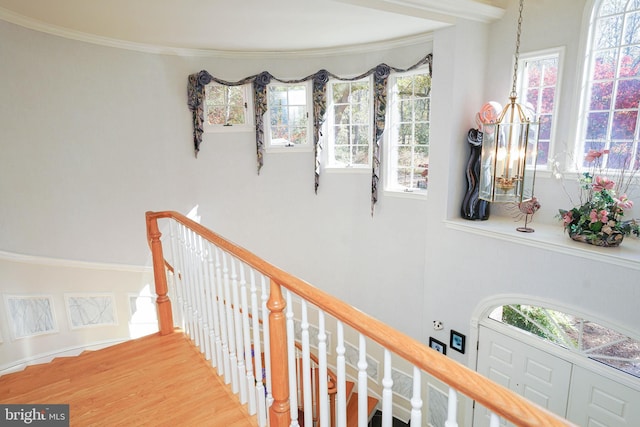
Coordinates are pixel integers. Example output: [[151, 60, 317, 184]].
[[473, 325, 572, 427], [567, 365, 640, 427]]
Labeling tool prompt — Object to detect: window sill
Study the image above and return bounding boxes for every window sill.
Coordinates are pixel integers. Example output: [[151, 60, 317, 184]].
[[383, 189, 428, 200], [444, 217, 640, 271]]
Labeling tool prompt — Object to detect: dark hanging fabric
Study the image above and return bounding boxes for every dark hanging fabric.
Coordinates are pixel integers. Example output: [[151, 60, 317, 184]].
[[186, 52, 433, 211]]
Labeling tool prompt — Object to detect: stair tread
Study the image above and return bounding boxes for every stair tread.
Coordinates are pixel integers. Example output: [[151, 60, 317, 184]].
[[346, 392, 379, 426]]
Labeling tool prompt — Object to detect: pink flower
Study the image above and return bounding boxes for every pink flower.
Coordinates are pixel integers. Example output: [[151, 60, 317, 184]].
[[584, 149, 609, 162], [589, 209, 608, 223], [615, 194, 634, 209], [562, 211, 573, 225], [592, 176, 615, 192]]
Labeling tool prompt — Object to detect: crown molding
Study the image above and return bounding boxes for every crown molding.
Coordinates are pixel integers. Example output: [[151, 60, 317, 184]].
[[0, 6, 436, 58], [0, 250, 150, 273]]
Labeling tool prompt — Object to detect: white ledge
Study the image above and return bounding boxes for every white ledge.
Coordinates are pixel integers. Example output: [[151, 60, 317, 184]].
[[444, 217, 640, 271]]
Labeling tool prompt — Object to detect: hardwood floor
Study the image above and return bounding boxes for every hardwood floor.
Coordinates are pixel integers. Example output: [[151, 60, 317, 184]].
[[0, 330, 259, 427]]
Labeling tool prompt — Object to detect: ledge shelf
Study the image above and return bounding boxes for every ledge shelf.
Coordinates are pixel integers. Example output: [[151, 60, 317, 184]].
[[444, 217, 640, 271]]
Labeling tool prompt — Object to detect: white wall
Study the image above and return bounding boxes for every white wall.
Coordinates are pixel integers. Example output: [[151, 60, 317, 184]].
[[0, 0, 638, 376]]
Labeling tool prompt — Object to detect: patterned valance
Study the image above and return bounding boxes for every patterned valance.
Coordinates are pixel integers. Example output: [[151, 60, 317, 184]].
[[187, 53, 433, 213]]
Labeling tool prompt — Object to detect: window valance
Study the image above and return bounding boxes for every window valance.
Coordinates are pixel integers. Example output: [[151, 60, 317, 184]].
[[187, 53, 432, 213]]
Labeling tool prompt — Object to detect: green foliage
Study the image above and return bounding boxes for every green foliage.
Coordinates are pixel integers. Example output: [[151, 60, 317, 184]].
[[502, 305, 560, 341]]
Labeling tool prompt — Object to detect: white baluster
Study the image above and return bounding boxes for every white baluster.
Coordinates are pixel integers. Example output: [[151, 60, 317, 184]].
[[215, 247, 230, 382], [195, 235, 210, 359], [180, 225, 194, 340], [261, 275, 273, 409], [381, 350, 393, 427], [445, 387, 458, 427], [250, 270, 267, 427], [286, 291, 300, 427], [300, 300, 313, 427], [222, 251, 239, 392], [357, 334, 368, 427], [490, 413, 500, 427], [186, 229, 200, 346], [410, 366, 422, 427], [336, 321, 346, 427], [317, 311, 329, 427], [168, 220, 184, 330], [204, 241, 219, 368], [231, 259, 247, 403], [240, 263, 256, 414]]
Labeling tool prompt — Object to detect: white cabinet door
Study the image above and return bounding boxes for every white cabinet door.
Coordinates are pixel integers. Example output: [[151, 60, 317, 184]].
[[474, 325, 572, 427], [567, 365, 640, 427]]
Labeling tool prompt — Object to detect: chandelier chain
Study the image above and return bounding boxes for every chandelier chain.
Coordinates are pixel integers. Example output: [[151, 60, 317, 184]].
[[510, 0, 524, 99]]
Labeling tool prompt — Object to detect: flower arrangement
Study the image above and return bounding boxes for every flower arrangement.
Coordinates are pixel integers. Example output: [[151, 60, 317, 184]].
[[557, 148, 639, 247]]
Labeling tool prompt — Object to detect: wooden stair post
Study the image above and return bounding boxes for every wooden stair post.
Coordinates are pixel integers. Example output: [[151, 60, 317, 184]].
[[146, 211, 174, 335], [267, 279, 291, 427]]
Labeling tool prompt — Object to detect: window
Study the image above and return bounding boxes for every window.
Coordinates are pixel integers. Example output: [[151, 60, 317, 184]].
[[204, 83, 253, 132], [326, 79, 372, 168], [489, 304, 640, 377], [266, 82, 312, 151], [385, 70, 431, 193], [518, 49, 562, 167], [578, 0, 640, 169]]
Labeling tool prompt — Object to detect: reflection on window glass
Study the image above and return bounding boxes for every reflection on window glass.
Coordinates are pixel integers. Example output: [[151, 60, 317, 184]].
[[205, 84, 247, 126], [387, 71, 431, 192], [267, 84, 309, 147], [489, 304, 640, 377], [328, 79, 371, 167], [580, 0, 640, 170]]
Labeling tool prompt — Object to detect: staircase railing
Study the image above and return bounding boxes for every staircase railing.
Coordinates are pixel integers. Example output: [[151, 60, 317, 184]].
[[146, 210, 575, 427]]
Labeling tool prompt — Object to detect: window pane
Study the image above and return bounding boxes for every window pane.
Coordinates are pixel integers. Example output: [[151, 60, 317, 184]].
[[536, 140, 550, 165], [586, 111, 609, 139], [350, 82, 370, 103], [334, 105, 350, 125], [333, 125, 350, 145], [290, 127, 307, 145], [352, 125, 369, 146], [332, 83, 350, 103], [608, 141, 634, 168], [599, 0, 627, 16], [611, 110, 637, 139], [539, 115, 552, 140], [623, 11, 640, 44], [415, 98, 430, 121], [615, 79, 640, 108], [620, 46, 640, 77], [595, 15, 623, 49], [398, 123, 413, 144], [415, 123, 430, 145], [399, 99, 413, 122], [593, 50, 617, 79], [590, 81, 614, 109], [541, 88, 556, 113]]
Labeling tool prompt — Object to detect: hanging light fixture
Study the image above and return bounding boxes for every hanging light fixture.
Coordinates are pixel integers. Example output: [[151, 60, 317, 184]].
[[479, 0, 539, 205]]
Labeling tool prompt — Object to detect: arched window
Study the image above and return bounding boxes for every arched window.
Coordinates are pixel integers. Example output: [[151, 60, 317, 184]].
[[489, 304, 640, 377], [577, 0, 640, 169]]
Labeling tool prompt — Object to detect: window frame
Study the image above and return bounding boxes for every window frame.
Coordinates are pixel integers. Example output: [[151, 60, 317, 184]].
[[324, 77, 374, 171], [264, 81, 314, 153], [517, 47, 565, 170], [573, 0, 640, 171], [203, 82, 254, 133], [384, 68, 432, 195]]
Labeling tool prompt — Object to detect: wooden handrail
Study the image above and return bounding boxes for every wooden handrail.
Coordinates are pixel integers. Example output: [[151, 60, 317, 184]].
[[146, 210, 574, 427]]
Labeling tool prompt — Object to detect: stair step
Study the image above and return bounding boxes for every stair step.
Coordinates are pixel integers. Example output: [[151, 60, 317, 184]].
[[346, 392, 379, 426]]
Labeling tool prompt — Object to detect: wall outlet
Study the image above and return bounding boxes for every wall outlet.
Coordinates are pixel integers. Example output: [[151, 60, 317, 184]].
[[433, 320, 443, 330]]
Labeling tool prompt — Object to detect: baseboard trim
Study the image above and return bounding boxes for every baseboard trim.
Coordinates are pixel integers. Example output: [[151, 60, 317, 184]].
[[0, 338, 128, 376]]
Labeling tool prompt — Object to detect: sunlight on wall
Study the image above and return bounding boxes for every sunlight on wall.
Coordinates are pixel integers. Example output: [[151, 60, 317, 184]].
[[128, 284, 158, 338]]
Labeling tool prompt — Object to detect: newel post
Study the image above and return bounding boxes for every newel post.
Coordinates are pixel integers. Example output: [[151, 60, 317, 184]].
[[267, 279, 291, 427], [146, 212, 174, 335]]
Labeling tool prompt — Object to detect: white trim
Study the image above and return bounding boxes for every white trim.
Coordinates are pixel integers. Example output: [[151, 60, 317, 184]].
[[0, 337, 128, 377], [0, 7, 437, 58], [0, 250, 151, 273]]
